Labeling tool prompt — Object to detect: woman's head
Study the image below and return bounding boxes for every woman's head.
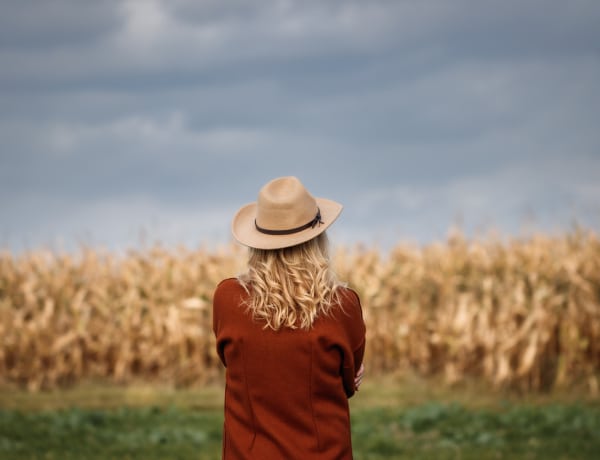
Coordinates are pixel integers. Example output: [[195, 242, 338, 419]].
[[232, 176, 345, 330], [239, 232, 343, 330]]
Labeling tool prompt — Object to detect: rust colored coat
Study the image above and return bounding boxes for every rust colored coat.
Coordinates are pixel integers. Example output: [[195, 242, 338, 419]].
[[212, 278, 366, 460]]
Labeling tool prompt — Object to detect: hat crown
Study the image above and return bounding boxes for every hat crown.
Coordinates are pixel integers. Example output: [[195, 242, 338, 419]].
[[256, 177, 318, 231]]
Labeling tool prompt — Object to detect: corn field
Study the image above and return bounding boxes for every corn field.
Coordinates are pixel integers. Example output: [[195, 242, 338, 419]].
[[1, 229, 599, 393]]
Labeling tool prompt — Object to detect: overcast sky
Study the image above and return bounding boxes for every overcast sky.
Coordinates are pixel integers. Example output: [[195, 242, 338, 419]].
[[1, 0, 599, 253]]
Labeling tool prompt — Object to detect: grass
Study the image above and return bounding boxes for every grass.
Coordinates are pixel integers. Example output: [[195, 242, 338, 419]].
[[1, 375, 599, 459], [353, 403, 600, 460], [0, 406, 223, 460]]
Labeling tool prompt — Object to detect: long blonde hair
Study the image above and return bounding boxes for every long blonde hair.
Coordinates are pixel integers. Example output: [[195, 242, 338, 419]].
[[238, 232, 343, 330]]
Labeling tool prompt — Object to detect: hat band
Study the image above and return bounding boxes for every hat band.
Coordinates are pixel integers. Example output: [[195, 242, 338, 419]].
[[255, 208, 324, 235]]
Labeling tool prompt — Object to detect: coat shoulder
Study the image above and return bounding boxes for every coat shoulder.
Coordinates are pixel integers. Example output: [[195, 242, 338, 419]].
[[333, 285, 365, 343], [215, 277, 248, 296], [337, 286, 362, 315], [213, 278, 247, 311]]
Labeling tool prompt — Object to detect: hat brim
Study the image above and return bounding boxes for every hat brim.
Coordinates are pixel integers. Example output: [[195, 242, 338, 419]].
[[232, 197, 343, 250]]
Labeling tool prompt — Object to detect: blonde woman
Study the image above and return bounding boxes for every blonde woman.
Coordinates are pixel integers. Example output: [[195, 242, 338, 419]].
[[213, 176, 366, 460]]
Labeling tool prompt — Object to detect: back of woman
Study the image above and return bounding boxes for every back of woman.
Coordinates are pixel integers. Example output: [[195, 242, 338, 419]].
[[213, 176, 366, 460]]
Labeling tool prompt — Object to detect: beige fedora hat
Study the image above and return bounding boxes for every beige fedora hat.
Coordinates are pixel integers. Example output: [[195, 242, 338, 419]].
[[232, 176, 343, 250]]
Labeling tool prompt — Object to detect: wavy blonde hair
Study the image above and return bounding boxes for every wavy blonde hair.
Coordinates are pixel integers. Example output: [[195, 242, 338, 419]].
[[238, 232, 343, 330]]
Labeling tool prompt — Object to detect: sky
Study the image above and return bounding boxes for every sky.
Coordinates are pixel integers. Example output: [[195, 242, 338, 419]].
[[1, 0, 599, 253]]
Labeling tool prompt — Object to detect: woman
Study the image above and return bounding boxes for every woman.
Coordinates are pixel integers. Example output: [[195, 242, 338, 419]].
[[213, 176, 366, 459]]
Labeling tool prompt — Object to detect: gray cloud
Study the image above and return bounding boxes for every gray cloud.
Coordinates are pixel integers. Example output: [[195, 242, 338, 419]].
[[1, 0, 599, 252], [0, 0, 122, 49]]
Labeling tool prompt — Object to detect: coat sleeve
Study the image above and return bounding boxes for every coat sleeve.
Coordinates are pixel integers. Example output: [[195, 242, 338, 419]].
[[212, 278, 236, 367], [340, 288, 366, 398]]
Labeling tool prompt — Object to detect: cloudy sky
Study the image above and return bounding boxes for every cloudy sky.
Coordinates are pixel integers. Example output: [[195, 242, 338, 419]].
[[1, 0, 599, 253]]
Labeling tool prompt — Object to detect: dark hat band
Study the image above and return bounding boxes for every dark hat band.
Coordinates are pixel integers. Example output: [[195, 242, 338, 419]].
[[255, 209, 323, 235]]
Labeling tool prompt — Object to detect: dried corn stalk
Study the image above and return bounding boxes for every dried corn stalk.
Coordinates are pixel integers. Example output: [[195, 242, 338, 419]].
[[0, 229, 599, 392]]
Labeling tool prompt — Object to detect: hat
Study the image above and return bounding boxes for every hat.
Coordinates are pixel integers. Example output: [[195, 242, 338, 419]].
[[232, 176, 343, 250]]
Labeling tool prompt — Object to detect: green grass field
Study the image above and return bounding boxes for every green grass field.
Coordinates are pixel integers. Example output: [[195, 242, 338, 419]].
[[1, 376, 599, 459]]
